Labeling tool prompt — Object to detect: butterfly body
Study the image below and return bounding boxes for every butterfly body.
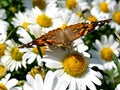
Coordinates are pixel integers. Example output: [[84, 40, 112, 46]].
[[20, 19, 112, 49]]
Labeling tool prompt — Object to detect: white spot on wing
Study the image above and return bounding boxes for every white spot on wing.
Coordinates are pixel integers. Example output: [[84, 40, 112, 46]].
[[95, 25, 100, 30]]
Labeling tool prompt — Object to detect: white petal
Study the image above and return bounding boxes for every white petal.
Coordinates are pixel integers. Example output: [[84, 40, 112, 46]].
[[46, 62, 62, 68], [90, 69, 103, 79], [111, 42, 119, 50], [2, 74, 11, 84], [26, 74, 36, 87], [10, 61, 16, 72], [23, 82, 33, 90], [6, 79, 18, 89], [88, 73, 102, 85], [55, 73, 70, 90], [54, 69, 64, 77], [69, 78, 76, 90], [83, 52, 90, 58], [36, 55, 42, 65], [93, 40, 102, 50], [86, 80, 97, 90], [115, 84, 120, 90], [35, 74, 43, 89], [27, 54, 36, 64], [23, 52, 33, 60], [76, 79, 86, 90], [43, 71, 54, 90], [108, 35, 114, 45], [101, 35, 107, 45], [77, 44, 88, 52]]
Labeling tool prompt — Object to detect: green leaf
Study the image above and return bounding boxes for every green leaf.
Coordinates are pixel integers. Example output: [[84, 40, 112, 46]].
[[113, 54, 120, 74]]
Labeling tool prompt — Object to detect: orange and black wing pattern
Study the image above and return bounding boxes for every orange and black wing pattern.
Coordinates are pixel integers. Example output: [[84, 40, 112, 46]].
[[20, 19, 112, 48]]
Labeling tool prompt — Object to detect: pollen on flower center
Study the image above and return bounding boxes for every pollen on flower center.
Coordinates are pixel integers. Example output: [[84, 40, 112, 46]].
[[76, 12, 84, 17], [10, 47, 23, 61], [29, 66, 46, 79], [0, 64, 7, 78], [23, 22, 29, 30], [87, 15, 98, 22], [63, 53, 88, 77], [0, 83, 7, 90], [0, 43, 6, 58], [61, 23, 67, 30], [100, 47, 114, 61], [37, 14, 52, 27], [99, 2, 109, 13], [113, 11, 120, 25], [66, 0, 77, 10]]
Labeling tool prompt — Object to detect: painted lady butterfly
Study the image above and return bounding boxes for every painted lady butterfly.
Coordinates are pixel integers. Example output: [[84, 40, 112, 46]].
[[20, 19, 112, 49]]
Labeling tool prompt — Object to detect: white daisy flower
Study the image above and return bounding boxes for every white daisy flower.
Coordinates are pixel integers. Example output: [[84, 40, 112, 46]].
[[23, 71, 64, 90], [17, 25, 45, 66], [0, 9, 7, 20], [42, 42, 102, 90], [57, 9, 80, 29], [17, 24, 43, 43], [27, 3, 61, 33], [115, 84, 120, 90], [89, 35, 119, 70], [0, 73, 19, 90], [11, 11, 34, 29], [57, 0, 90, 21], [0, 9, 9, 37], [89, 0, 116, 21], [0, 20, 9, 34], [0, 63, 8, 78], [109, 3, 120, 32], [0, 32, 7, 59], [23, 0, 57, 9], [1, 39, 27, 72], [57, 0, 90, 11]]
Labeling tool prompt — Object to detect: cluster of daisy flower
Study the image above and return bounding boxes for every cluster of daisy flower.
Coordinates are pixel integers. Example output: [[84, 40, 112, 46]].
[[0, 0, 120, 90]]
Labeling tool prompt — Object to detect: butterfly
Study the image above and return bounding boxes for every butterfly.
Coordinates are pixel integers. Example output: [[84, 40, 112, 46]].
[[20, 19, 112, 49]]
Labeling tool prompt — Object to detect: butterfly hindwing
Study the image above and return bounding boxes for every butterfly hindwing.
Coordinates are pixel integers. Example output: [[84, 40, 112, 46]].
[[20, 28, 65, 48]]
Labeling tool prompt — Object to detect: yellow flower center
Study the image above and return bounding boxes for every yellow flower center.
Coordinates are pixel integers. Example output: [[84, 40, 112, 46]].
[[10, 47, 23, 61], [29, 66, 46, 79], [87, 15, 98, 22], [76, 12, 84, 17], [113, 11, 120, 25], [0, 43, 6, 58], [61, 23, 67, 30], [0, 64, 7, 78], [100, 47, 114, 61], [63, 53, 87, 77], [22, 22, 29, 30], [99, 2, 109, 13], [0, 83, 7, 90], [32, 46, 46, 55], [37, 14, 52, 27], [66, 0, 77, 10], [33, 0, 46, 10]]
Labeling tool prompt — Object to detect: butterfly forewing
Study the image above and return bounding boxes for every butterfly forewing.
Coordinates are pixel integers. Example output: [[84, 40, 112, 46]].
[[62, 23, 95, 45], [62, 19, 112, 46]]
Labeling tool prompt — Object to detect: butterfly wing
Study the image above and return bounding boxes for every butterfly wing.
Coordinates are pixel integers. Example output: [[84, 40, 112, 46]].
[[20, 28, 65, 48], [20, 19, 111, 48], [63, 19, 112, 46]]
